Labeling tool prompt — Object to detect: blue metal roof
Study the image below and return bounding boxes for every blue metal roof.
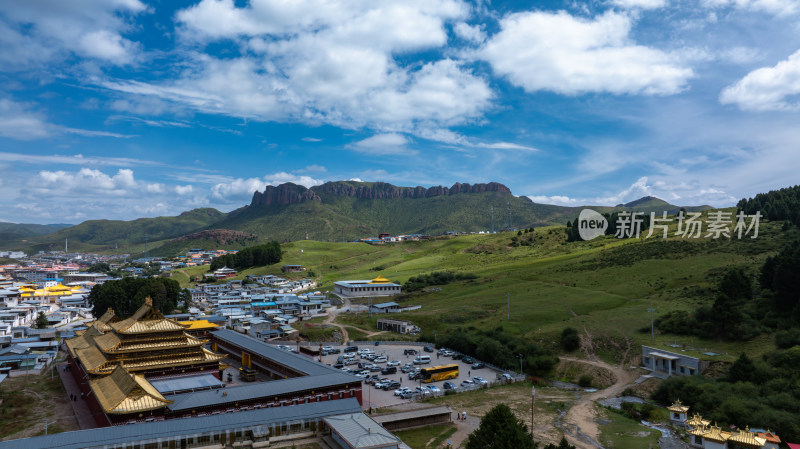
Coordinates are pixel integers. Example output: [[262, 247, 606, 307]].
[[0, 399, 363, 449]]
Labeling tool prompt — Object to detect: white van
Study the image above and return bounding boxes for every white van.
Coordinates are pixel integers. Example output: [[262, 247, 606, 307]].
[[413, 355, 431, 365]]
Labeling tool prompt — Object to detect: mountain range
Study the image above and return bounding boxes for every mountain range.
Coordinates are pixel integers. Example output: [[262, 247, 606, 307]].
[[0, 181, 712, 256]]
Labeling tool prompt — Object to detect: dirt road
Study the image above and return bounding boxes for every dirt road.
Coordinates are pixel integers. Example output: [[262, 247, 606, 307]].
[[558, 357, 639, 449]]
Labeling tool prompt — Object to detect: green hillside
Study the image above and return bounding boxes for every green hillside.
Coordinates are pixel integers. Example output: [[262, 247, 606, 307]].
[[7, 208, 226, 254], [179, 208, 788, 363]]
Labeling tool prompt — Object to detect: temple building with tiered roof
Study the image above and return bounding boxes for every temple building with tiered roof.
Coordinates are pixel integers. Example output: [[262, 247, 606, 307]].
[[671, 400, 782, 449], [65, 298, 226, 425]]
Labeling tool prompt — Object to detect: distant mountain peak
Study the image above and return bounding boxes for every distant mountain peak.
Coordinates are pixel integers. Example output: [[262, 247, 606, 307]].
[[249, 180, 512, 207], [619, 196, 670, 208]]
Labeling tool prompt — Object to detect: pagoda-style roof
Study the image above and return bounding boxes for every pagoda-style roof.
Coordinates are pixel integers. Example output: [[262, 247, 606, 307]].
[[757, 431, 781, 444], [109, 298, 187, 334], [702, 425, 732, 443], [687, 413, 710, 428], [179, 320, 220, 331], [109, 347, 225, 373], [90, 365, 172, 414], [728, 428, 767, 448], [368, 275, 392, 284], [65, 326, 101, 358], [668, 399, 690, 413], [94, 332, 207, 354]]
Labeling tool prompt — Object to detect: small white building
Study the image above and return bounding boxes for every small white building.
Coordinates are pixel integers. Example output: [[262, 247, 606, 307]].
[[334, 275, 401, 298]]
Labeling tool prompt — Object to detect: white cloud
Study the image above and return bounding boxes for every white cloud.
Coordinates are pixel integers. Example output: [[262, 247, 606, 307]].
[[479, 11, 693, 95], [702, 0, 798, 16], [211, 172, 324, 202], [527, 195, 580, 205], [0, 151, 162, 167], [101, 0, 491, 137], [301, 137, 323, 142], [174, 185, 194, 195], [453, 22, 486, 44], [0, 99, 53, 140], [300, 164, 327, 173], [609, 0, 667, 9], [349, 134, 417, 155], [34, 168, 136, 195], [720, 49, 800, 111], [0, 0, 146, 67], [474, 142, 539, 152]]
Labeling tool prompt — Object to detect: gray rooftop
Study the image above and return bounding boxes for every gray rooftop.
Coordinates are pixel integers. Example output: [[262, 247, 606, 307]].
[[324, 413, 400, 448], [0, 399, 362, 449], [167, 372, 360, 412], [150, 373, 223, 394], [211, 329, 342, 376]]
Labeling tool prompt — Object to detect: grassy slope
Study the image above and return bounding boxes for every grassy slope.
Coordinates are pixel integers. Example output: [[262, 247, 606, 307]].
[[179, 210, 790, 361]]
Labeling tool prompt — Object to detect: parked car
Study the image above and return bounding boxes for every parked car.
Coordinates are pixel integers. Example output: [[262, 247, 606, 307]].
[[404, 348, 418, 355], [413, 355, 431, 365], [328, 348, 341, 354], [497, 373, 513, 382], [382, 381, 401, 390], [423, 345, 434, 352], [471, 362, 485, 369], [369, 365, 382, 372], [333, 363, 344, 369], [374, 356, 388, 363], [345, 358, 358, 365], [344, 346, 358, 353], [408, 370, 421, 380], [462, 356, 474, 364], [443, 381, 458, 390], [451, 353, 464, 360], [473, 376, 488, 386], [461, 379, 475, 386], [381, 366, 397, 375], [322, 345, 334, 353], [399, 390, 415, 399], [426, 385, 441, 393], [374, 379, 391, 389], [394, 387, 412, 396], [401, 364, 415, 373], [387, 360, 401, 366]]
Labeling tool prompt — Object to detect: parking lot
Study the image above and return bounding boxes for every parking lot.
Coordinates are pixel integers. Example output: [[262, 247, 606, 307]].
[[312, 343, 509, 409]]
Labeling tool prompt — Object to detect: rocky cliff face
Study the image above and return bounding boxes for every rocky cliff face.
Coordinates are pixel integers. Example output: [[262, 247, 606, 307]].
[[249, 181, 512, 206], [250, 183, 321, 206]]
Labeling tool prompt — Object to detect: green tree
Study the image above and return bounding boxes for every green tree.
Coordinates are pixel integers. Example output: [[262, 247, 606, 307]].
[[465, 404, 536, 449], [560, 328, 580, 351], [543, 437, 576, 449], [88, 277, 187, 318], [35, 311, 49, 329]]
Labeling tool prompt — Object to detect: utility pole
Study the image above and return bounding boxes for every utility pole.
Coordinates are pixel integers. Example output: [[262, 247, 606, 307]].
[[44, 419, 56, 435], [648, 308, 656, 341], [491, 206, 494, 233], [531, 386, 536, 438]]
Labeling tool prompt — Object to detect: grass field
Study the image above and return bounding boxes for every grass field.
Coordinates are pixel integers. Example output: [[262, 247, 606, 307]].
[[598, 408, 662, 449], [175, 215, 791, 363], [394, 423, 457, 449]]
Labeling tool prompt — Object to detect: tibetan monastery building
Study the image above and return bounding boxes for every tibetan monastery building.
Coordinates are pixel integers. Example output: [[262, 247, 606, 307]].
[[64, 301, 362, 427], [334, 275, 402, 298], [667, 400, 782, 449]]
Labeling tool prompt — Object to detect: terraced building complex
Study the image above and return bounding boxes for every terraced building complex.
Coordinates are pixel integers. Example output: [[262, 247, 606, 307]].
[[65, 298, 226, 425]]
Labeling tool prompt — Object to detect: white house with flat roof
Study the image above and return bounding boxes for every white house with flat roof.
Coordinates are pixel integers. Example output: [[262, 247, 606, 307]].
[[334, 275, 402, 298]]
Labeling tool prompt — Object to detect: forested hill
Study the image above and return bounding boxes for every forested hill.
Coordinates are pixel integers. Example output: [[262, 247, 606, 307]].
[[738, 185, 800, 225]]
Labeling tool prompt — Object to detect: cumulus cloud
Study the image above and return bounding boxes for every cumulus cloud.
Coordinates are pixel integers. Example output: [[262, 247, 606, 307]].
[[101, 0, 491, 138], [702, 0, 799, 16], [210, 172, 324, 202], [0, 99, 53, 140], [348, 133, 417, 155], [609, 0, 667, 9], [527, 195, 580, 205], [453, 22, 486, 44], [720, 49, 800, 111], [34, 168, 136, 196], [0, 0, 146, 68], [478, 11, 693, 95]]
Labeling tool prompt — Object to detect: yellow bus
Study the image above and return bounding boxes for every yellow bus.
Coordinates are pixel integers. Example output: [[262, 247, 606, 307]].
[[420, 364, 459, 383]]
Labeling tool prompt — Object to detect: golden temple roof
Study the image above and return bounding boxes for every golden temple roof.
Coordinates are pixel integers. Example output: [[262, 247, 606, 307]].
[[89, 365, 172, 414], [667, 399, 690, 413], [109, 298, 187, 334], [179, 319, 219, 330], [728, 428, 767, 448], [65, 326, 101, 358], [687, 413, 710, 428], [76, 344, 110, 374], [368, 275, 392, 284], [702, 425, 732, 443]]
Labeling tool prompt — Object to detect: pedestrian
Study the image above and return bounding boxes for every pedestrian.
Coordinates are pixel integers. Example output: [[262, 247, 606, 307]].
[[468, 370, 471, 376], [463, 411, 467, 421]]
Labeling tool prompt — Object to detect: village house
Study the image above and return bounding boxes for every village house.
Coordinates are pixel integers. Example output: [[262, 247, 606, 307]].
[[334, 275, 402, 298]]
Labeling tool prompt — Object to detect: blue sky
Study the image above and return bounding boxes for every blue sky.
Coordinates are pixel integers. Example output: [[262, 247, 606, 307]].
[[2, 0, 800, 224]]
